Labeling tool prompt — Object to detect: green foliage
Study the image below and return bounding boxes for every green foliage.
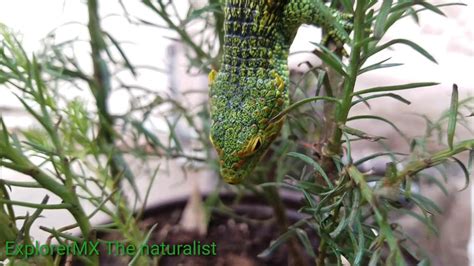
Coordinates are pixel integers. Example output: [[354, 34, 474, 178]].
[[210, 0, 470, 265], [0, 0, 219, 265], [249, 0, 472, 265]]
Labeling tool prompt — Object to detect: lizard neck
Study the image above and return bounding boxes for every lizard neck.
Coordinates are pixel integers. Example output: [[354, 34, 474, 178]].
[[222, 0, 290, 73]]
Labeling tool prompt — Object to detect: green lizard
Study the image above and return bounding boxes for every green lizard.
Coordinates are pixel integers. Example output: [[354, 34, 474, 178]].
[[209, 0, 351, 184]]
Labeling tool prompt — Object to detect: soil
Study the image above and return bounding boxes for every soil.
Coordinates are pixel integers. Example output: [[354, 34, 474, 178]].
[[93, 193, 315, 266]]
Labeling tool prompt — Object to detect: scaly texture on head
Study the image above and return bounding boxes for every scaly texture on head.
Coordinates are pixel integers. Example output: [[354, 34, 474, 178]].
[[209, 0, 350, 184]]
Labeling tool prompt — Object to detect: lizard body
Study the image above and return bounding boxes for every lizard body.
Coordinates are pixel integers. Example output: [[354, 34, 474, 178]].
[[209, 0, 350, 184]]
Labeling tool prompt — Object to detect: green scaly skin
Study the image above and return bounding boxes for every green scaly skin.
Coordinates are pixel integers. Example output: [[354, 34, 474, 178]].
[[209, 0, 350, 184]]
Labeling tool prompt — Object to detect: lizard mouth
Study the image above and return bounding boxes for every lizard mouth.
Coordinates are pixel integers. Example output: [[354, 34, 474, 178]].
[[220, 168, 245, 184]]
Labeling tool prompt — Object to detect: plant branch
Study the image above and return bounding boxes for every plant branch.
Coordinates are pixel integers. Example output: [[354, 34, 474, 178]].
[[327, 0, 367, 156]]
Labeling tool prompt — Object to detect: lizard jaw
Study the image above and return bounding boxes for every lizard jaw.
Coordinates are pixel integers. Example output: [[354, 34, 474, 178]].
[[220, 168, 245, 184]]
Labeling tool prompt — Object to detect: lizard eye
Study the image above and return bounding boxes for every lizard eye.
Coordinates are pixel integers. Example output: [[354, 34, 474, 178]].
[[237, 136, 262, 157], [253, 138, 262, 151]]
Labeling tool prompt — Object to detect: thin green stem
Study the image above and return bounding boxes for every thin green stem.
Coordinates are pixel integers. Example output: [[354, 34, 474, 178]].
[[0, 150, 96, 265], [328, 0, 368, 155], [395, 139, 474, 183], [142, 0, 209, 62], [86, 2, 148, 264], [316, 238, 326, 266], [318, 0, 368, 262], [0, 199, 71, 210], [264, 186, 306, 266]]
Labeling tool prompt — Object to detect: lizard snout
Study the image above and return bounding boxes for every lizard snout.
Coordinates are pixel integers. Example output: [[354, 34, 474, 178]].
[[220, 168, 245, 184]]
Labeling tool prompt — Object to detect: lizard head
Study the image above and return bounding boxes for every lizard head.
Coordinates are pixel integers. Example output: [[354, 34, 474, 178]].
[[208, 70, 287, 184], [210, 117, 284, 184]]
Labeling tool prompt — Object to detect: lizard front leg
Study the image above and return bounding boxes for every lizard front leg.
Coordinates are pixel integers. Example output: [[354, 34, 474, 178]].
[[283, 0, 352, 48]]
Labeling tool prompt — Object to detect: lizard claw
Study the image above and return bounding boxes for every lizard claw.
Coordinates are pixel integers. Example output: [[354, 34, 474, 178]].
[[321, 12, 353, 57]]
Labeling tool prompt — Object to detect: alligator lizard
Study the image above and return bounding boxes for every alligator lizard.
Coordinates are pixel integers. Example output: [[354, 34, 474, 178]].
[[209, 0, 350, 184]]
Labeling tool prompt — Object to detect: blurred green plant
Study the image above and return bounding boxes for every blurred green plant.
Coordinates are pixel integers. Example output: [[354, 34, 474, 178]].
[[0, 0, 220, 265], [248, 1, 472, 265]]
